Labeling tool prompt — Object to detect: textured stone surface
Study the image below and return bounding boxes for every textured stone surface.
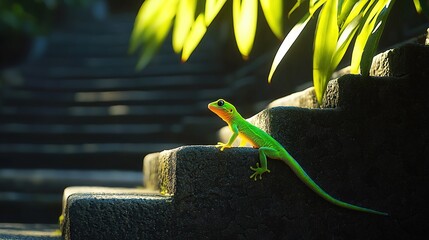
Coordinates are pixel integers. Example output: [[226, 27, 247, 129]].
[[248, 77, 429, 239], [160, 146, 390, 239], [143, 152, 160, 191], [268, 87, 319, 109], [61, 187, 172, 240], [370, 44, 429, 77]]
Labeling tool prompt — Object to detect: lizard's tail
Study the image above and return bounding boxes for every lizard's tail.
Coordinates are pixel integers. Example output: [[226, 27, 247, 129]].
[[281, 151, 388, 216]]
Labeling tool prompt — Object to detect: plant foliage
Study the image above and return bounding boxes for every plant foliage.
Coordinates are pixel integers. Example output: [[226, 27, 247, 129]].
[[130, 0, 427, 104], [0, 0, 96, 35]]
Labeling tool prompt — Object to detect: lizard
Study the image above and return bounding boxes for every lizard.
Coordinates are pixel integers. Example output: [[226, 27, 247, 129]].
[[208, 99, 388, 216]]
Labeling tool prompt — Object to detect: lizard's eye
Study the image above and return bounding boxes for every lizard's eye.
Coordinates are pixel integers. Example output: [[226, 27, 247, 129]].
[[217, 100, 224, 106]]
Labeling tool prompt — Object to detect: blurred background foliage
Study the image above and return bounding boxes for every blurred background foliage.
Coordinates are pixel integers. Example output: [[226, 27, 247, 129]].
[[130, 0, 429, 104], [0, 0, 94, 35], [0, 0, 55, 35], [0, 0, 95, 67]]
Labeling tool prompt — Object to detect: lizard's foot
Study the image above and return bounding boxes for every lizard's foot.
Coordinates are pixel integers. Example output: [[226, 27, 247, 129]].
[[215, 142, 231, 151], [249, 163, 270, 181]]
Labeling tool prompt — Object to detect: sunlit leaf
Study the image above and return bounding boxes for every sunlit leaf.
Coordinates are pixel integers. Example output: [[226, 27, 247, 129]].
[[309, 0, 327, 15], [413, 0, 423, 13], [361, 0, 377, 16], [350, 0, 388, 73], [313, 0, 338, 104], [268, 12, 312, 82], [413, 0, 429, 15], [337, 0, 359, 27], [205, 0, 227, 26], [172, 0, 197, 53], [260, 0, 284, 39], [136, 16, 174, 70], [131, 0, 179, 70], [130, 0, 180, 53], [181, 14, 208, 62], [331, 14, 361, 69], [233, 0, 258, 59], [342, 0, 369, 28], [129, 0, 165, 53], [360, 0, 395, 75]]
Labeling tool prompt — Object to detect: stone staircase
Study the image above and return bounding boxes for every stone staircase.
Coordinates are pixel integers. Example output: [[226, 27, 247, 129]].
[[59, 42, 429, 239], [0, 10, 250, 227], [1, 3, 428, 239]]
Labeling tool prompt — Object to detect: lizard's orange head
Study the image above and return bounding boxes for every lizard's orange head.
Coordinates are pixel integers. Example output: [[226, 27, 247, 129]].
[[208, 99, 237, 123]]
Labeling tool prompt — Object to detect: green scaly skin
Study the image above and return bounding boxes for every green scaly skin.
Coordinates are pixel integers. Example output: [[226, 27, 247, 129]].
[[208, 99, 388, 216]]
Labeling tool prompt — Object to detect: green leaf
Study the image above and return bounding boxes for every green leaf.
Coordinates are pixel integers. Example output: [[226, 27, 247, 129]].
[[360, 0, 395, 75], [337, 0, 359, 27], [309, 0, 327, 15], [260, 0, 284, 39], [350, 0, 388, 74], [233, 0, 258, 59], [288, 0, 306, 18], [361, 0, 377, 16], [268, 12, 312, 82], [172, 0, 197, 53], [130, 0, 170, 53], [136, 16, 174, 70], [205, 0, 227, 26], [313, 0, 339, 104], [413, 0, 423, 13], [342, 0, 370, 28], [413, 0, 429, 15], [181, 13, 208, 62], [331, 14, 361, 70], [130, 0, 179, 70]]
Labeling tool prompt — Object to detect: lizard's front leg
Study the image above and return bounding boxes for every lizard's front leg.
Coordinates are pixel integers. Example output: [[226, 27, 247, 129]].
[[216, 124, 239, 151], [250, 147, 278, 180]]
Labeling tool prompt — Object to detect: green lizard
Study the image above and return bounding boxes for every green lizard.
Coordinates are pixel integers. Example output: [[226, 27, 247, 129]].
[[208, 99, 388, 216]]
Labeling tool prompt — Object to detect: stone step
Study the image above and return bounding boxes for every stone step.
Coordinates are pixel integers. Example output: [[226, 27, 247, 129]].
[[0, 169, 142, 223], [0, 123, 170, 135], [41, 45, 220, 62], [0, 132, 183, 144], [19, 61, 226, 79], [0, 223, 60, 239], [0, 113, 185, 125], [52, 33, 216, 58], [61, 187, 172, 239], [0, 142, 179, 156], [0, 168, 143, 223], [47, 32, 132, 47], [0, 169, 142, 194], [0, 191, 61, 223], [43, 44, 130, 59], [0, 142, 181, 170], [47, 23, 216, 49], [4, 74, 226, 92], [46, 28, 218, 55], [0, 104, 207, 117], [44, 20, 220, 60], [63, 143, 410, 239], [0, 88, 227, 106], [58, 13, 135, 34], [0, 122, 214, 146]]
